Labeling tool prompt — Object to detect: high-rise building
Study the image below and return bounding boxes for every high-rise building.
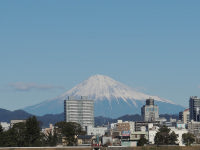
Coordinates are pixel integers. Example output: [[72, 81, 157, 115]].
[[141, 98, 159, 122], [64, 96, 94, 129], [179, 109, 190, 124], [189, 96, 200, 121], [179, 111, 183, 121]]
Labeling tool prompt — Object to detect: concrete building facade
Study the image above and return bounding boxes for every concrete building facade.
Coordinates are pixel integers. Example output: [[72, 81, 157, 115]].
[[182, 109, 190, 124], [64, 96, 94, 129], [86, 125, 107, 136], [10, 120, 26, 127], [188, 120, 200, 137], [141, 98, 159, 122], [189, 96, 200, 121], [0, 122, 10, 131], [148, 126, 188, 146]]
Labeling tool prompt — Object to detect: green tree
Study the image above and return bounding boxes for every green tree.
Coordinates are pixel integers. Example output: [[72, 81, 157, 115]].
[[12, 122, 27, 146], [0, 124, 4, 146], [3, 128, 18, 146], [55, 121, 83, 146], [182, 133, 195, 146], [0, 124, 3, 133], [168, 131, 178, 145], [0, 117, 44, 147], [154, 126, 178, 145], [0, 123, 24, 147], [25, 116, 42, 146], [137, 136, 148, 146]]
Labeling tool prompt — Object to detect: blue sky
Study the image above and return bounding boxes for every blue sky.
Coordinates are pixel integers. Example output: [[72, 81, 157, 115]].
[[0, 1, 200, 110]]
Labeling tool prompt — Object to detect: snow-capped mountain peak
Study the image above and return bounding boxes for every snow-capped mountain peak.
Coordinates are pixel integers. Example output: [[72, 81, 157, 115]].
[[60, 74, 174, 104], [24, 74, 183, 116]]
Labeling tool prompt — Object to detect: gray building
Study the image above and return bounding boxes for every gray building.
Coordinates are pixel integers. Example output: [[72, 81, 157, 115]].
[[141, 98, 159, 122], [64, 96, 94, 129], [188, 120, 200, 138], [189, 96, 200, 121]]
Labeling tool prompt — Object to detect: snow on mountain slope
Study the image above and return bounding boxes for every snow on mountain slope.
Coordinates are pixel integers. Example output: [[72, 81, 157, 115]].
[[23, 74, 182, 116], [60, 74, 174, 104]]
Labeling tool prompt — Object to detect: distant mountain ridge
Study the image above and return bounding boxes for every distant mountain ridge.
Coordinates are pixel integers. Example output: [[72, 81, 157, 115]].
[[23, 75, 185, 117], [0, 108, 31, 122], [0, 108, 63, 127], [0, 108, 179, 127]]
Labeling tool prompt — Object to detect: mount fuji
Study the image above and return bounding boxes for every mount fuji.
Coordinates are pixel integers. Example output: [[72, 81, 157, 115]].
[[23, 75, 185, 117]]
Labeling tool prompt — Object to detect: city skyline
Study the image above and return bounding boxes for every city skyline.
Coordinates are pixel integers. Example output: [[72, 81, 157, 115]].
[[1, 1, 200, 110]]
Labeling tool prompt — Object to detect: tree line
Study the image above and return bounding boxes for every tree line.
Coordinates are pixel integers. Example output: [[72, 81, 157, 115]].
[[0, 116, 85, 147]]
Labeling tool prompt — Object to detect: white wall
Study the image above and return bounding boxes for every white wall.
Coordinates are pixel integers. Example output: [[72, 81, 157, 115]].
[[0, 122, 10, 131], [87, 126, 107, 136]]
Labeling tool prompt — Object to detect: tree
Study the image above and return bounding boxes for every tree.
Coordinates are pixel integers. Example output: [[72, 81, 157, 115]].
[[154, 126, 178, 145], [182, 133, 195, 146], [137, 136, 148, 146], [0, 124, 3, 133], [0, 116, 44, 147], [3, 128, 18, 146], [12, 122, 27, 146], [55, 121, 83, 146], [25, 116, 42, 146], [0, 123, 26, 147], [0, 124, 4, 146]]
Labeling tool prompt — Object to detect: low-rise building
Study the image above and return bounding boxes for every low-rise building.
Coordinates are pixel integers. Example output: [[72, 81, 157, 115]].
[[77, 135, 95, 145], [170, 127, 188, 146], [176, 122, 186, 129], [10, 120, 26, 127], [135, 121, 160, 131], [42, 124, 54, 136], [86, 125, 107, 136], [156, 117, 167, 125], [148, 126, 188, 146], [110, 120, 135, 136], [0, 122, 10, 131], [148, 126, 159, 144], [130, 131, 148, 141], [115, 120, 130, 132], [188, 120, 200, 139]]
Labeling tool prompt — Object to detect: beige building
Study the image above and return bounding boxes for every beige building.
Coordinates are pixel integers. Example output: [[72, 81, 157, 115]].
[[111, 120, 135, 135], [183, 109, 190, 124], [42, 124, 54, 136], [116, 122, 130, 132], [77, 135, 95, 145]]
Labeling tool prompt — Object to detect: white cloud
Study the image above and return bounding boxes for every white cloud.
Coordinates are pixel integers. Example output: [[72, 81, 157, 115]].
[[9, 82, 65, 91]]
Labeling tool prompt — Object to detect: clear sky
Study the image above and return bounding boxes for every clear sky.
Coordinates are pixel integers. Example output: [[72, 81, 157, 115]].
[[0, 0, 200, 110]]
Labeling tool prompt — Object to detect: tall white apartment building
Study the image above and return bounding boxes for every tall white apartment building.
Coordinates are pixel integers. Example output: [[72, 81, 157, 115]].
[[64, 96, 94, 129]]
